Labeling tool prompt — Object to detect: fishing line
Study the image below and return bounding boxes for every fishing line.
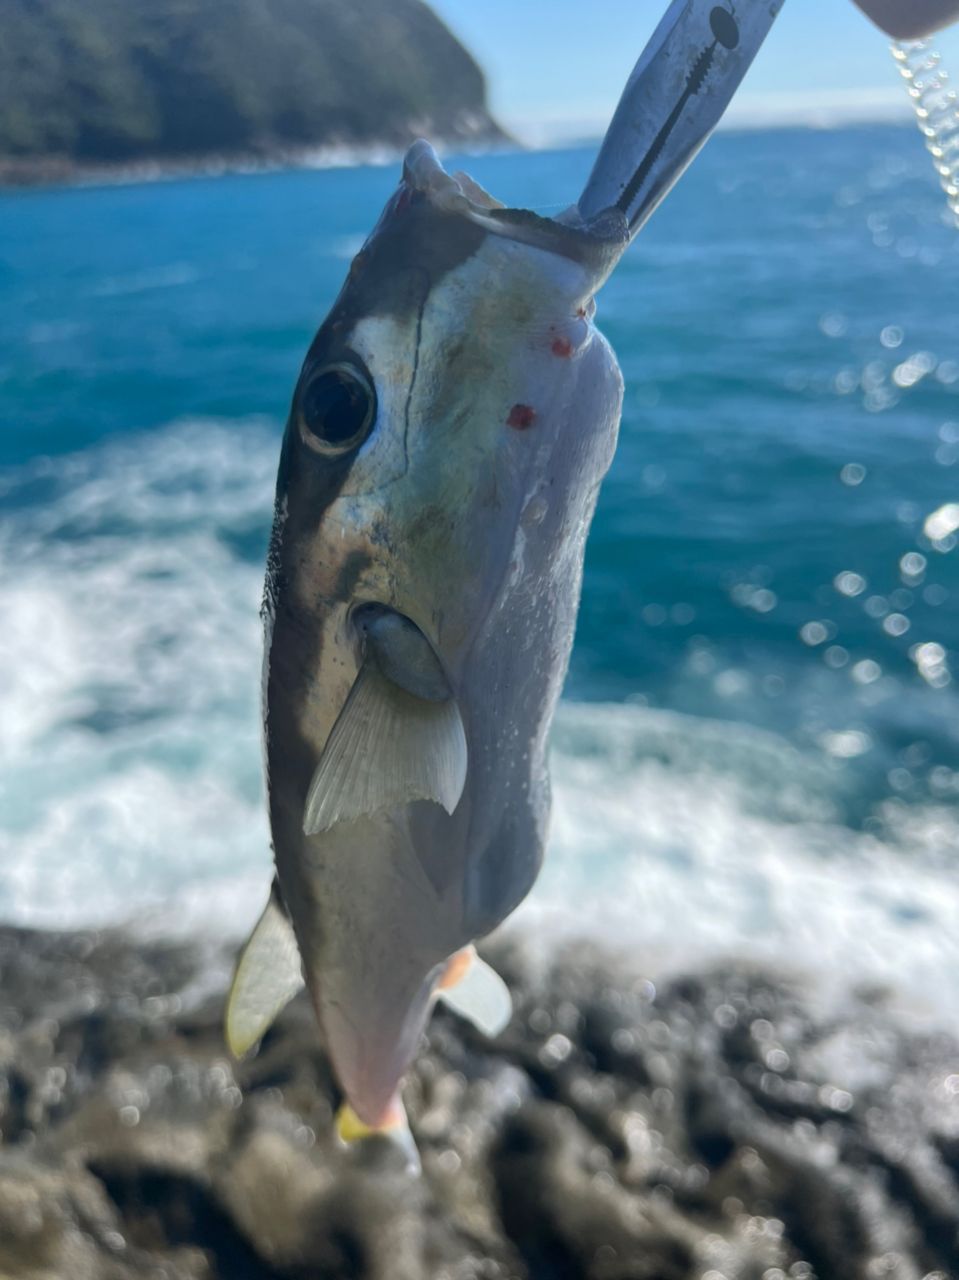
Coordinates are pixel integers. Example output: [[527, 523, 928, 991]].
[[892, 38, 959, 226]]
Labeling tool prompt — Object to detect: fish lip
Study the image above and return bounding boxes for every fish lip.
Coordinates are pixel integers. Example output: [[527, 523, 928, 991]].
[[400, 138, 628, 275]]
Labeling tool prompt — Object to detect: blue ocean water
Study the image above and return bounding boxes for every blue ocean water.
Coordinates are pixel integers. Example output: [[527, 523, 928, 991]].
[[1, 127, 958, 1008]]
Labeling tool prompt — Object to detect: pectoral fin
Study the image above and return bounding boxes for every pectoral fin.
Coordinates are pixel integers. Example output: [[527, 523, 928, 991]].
[[225, 885, 304, 1058], [436, 946, 513, 1038], [303, 654, 467, 836]]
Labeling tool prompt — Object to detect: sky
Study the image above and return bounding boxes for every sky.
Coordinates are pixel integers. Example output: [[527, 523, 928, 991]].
[[430, 0, 959, 142]]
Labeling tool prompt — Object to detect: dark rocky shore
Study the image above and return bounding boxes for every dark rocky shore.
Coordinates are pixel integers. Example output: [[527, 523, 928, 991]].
[[0, 925, 956, 1280]]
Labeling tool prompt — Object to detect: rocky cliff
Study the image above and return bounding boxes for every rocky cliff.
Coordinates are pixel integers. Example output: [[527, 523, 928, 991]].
[[0, 0, 505, 184]]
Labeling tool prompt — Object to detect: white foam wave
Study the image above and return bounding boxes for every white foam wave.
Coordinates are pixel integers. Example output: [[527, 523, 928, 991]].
[[520, 703, 959, 1019], [0, 420, 276, 935], [2, 420, 958, 1017]]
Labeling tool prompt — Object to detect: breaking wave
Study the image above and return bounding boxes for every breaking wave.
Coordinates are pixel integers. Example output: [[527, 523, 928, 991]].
[[1, 418, 957, 1018]]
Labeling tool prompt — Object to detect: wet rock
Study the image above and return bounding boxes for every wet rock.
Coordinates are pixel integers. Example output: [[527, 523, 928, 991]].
[[0, 925, 957, 1278], [0, 1151, 210, 1279]]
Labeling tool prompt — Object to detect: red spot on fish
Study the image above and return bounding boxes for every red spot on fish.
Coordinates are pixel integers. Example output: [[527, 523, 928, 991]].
[[507, 403, 536, 430], [576, 306, 587, 318], [551, 336, 573, 358]]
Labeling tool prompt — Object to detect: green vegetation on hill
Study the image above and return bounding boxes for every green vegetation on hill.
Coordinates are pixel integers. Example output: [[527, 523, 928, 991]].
[[0, 0, 502, 177]]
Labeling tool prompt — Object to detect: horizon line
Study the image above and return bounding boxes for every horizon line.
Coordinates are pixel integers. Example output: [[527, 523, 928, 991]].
[[505, 85, 914, 149]]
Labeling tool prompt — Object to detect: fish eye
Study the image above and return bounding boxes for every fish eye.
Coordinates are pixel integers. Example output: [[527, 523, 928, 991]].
[[297, 362, 376, 456]]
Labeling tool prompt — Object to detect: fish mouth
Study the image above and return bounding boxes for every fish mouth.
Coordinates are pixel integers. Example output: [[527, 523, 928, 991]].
[[399, 140, 628, 281]]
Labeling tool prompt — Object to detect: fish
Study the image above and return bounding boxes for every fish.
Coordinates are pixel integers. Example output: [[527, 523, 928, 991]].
[[225, 0, 784, 1161]]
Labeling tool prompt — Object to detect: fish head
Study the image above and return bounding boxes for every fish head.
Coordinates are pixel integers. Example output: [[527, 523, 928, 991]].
[[273, 141, 629, 665]]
